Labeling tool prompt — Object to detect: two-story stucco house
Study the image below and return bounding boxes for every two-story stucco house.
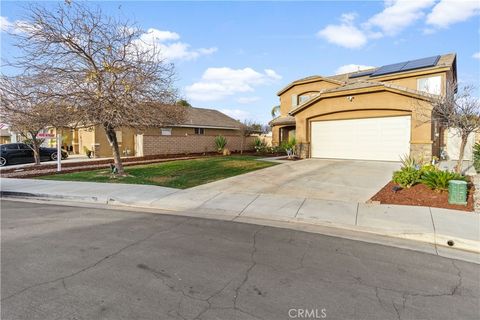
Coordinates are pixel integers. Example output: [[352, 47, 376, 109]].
[[270, 53, 471, 162]]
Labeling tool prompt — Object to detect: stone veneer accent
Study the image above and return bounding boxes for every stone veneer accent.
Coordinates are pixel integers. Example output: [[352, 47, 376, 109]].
[[410, 143, 432, 161], [143, 135, 255, 156], [296, 143, 310, 159]]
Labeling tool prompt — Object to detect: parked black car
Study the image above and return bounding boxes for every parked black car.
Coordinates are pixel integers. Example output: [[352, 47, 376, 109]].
[[0, 143, 68, 167]]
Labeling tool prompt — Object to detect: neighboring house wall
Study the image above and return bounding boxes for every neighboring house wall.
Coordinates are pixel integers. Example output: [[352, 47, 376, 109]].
[[143, 127, 240, 137], [94, 126, 136, 158], [293, 90, 435, 159], [143, 135, 255, 156], [78, 127, 95, 156], [76, 126, 245, 158]]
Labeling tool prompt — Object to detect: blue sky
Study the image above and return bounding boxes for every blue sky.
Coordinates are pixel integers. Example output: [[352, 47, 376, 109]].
[[1, 1, 479, 124]]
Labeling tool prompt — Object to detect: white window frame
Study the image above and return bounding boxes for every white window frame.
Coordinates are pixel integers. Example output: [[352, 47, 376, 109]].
[[417, 76, 442, 95], [299, 94, 310, 104], [161, 128, 172, 136]]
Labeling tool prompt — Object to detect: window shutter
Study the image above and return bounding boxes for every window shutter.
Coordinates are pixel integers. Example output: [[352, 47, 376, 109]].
[[291, 94, 298, 108]]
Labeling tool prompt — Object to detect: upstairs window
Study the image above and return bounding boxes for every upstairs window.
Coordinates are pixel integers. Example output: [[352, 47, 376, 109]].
[[194, 128, 205, 135], [417, 76, 441, 95], [298, 94, 310, 104]]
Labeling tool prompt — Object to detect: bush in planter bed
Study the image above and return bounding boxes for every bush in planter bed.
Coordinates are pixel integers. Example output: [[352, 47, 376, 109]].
[[420, 170, 466, 192], [392, 167, 422, 188]]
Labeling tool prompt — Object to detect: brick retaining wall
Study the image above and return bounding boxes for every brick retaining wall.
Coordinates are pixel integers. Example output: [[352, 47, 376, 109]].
[[143, 135, 256, 156]]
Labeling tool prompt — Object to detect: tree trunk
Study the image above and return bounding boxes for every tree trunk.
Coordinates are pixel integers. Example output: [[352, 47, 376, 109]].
[[455, 134, 468, 174], [32, 140, 41, 165], [104, 125, 125, 175], [27, 132, 41, 165]]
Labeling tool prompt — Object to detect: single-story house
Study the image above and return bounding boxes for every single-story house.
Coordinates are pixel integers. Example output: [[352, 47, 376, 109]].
[[270, 53, 477, 161], [49, 107, 255, 158]]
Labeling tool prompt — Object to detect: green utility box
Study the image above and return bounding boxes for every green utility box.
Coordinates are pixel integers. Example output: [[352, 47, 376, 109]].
[[448, 180, 468, 205]]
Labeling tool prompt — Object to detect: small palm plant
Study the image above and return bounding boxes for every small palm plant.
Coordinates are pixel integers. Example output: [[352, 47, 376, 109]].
[[214, 135, 227, 153]]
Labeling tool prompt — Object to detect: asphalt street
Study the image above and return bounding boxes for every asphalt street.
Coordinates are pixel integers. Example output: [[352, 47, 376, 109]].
[[1, 200, 479, 320]]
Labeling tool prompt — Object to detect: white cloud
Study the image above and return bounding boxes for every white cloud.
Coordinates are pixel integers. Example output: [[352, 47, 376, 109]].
[[365, 0, 435, 36], [185, 67, 281, 102], [473, 52, 480, 60], [426, 0, 480, 28], [317, 13, 367, 49], [0, 16, 32, 34], [0, 16, 13, 32], [237, 96, 260, 104], [135, 28, 217, 61], [335, 64, 375, 75], [265, 69, 282, 80], [219, 108, 250, 121]]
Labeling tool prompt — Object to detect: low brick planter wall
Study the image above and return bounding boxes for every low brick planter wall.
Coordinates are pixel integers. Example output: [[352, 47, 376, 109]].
[[143, 135, 255, 156]]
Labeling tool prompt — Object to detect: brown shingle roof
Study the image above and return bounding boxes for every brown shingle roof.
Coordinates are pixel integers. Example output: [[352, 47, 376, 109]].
[[176, 107, 242, 129], [268, 115, 296, 126]]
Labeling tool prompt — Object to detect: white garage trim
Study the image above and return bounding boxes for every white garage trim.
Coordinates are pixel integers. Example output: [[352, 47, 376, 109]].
[[310, 116, 411, 161]]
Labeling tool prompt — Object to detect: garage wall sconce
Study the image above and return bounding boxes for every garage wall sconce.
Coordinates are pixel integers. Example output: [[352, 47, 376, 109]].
[[347, 96, 354, 102]]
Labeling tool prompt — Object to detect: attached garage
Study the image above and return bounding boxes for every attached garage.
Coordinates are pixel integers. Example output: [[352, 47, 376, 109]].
[[310, 116, 411, 161]]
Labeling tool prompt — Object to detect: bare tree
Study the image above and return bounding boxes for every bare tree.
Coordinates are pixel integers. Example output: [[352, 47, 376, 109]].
[[433, 83, 480, 173], [0, 75, 74, 165], [239, 120, 263, 154], [7, 2, 185, 175]]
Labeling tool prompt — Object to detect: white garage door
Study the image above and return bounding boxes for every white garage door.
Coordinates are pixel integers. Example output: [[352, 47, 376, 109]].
[[311, 116, 411, 161]]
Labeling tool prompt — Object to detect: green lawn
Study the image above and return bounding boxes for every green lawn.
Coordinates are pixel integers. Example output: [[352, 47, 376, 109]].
[[38, 156, 277, 189]]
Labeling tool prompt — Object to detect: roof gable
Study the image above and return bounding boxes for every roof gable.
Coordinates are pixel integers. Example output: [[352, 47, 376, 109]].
[[289, 81, 435, 115], [276, 76, 344, 96]]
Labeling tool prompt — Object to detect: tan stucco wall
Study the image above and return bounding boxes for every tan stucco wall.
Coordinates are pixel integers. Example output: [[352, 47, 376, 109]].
[[78, 127, 95, 156], [279, 81, 339, 116], [292, 90, 434, 159], [94, 126, 136, 158]]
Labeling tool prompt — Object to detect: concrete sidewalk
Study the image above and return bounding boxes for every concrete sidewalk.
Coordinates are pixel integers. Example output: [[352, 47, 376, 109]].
[[1, 178, 479, 262]]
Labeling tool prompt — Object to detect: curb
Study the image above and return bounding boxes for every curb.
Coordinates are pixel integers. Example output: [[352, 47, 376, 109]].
[[2, 191, 479, 258]]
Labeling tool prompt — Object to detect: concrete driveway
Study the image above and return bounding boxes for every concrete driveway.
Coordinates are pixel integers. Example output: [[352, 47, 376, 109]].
[[193, 159, 400, 202]]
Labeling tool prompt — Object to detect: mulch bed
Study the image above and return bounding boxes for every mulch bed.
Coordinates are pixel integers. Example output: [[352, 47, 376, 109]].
[[371, 181, 475, 212]]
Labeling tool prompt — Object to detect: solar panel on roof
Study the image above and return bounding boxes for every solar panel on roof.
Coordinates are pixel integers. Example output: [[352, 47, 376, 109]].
[[370, 55, 441, 77], [371, 62, 408, 76], [349, 70, 375, 79], [400, 55, 440, 72]]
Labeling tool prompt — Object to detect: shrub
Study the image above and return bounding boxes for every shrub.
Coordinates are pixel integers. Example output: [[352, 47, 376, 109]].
[[83, 146, 92, 158], [252, 137, 267, 153], [280, 137, 297, 158], [419, 163, 439, 175], [214, 135, 227, 152], [420, 170, 466, 192], [399, 154, 421, 170], [392, 167, 421, 188], [474, 143, 480, 173]]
